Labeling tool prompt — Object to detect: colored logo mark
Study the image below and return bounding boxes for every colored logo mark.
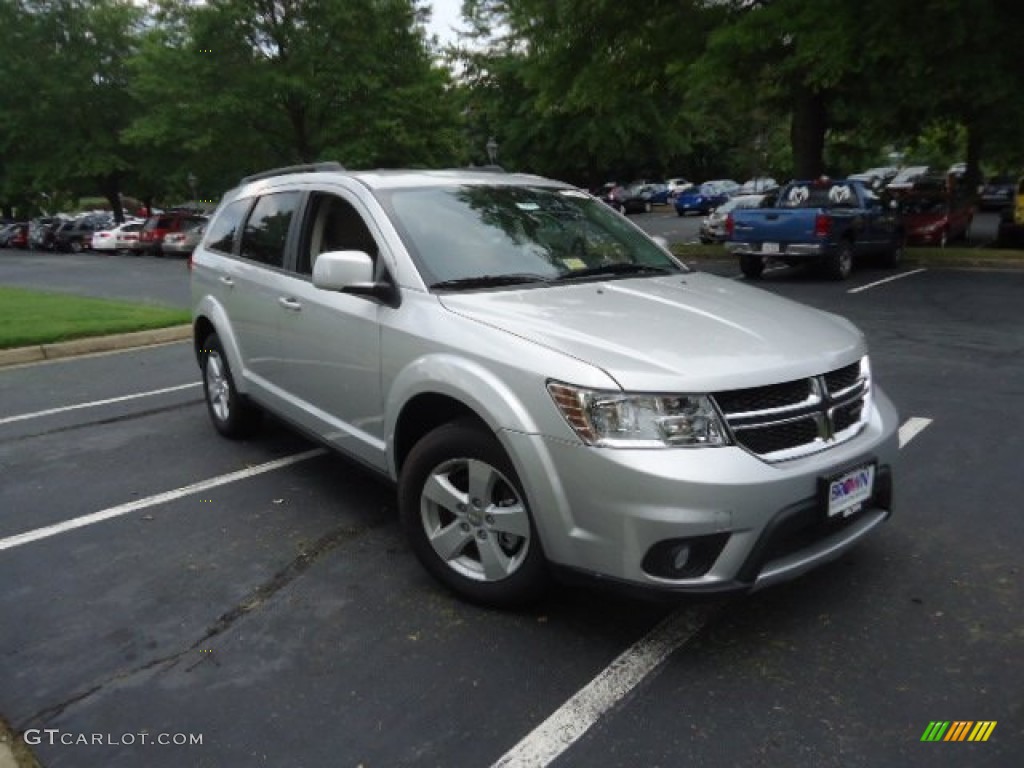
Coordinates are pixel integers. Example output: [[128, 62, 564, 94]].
[[920, 721, 997, 742]]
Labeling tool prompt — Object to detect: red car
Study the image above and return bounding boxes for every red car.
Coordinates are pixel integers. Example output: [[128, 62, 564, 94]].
[[136, 212, 207, 256], [900, 192, 974, 247], [3, 223, 29, 248]]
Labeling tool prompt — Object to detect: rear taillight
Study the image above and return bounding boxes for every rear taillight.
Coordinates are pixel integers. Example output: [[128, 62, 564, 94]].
[[725, 214, 734, 238], [814, 213, 831, 237]]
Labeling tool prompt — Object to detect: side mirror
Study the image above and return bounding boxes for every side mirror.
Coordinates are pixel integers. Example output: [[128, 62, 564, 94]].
[[312, 250, 374, 290], [313, 250, 400, 306]]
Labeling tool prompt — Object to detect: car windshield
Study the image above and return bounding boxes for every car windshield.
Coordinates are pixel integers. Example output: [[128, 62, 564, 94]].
[[385, 184, 685, 289]]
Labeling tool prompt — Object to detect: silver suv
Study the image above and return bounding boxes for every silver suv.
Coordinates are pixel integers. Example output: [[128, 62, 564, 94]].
[[191, 163, 900, 606]]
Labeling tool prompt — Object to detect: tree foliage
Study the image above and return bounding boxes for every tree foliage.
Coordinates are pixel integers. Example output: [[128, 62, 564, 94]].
[[1, 0, 1022, 216]]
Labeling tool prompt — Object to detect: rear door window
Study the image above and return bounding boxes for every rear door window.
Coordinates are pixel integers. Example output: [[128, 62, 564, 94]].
[[239, 192, 302, 268]]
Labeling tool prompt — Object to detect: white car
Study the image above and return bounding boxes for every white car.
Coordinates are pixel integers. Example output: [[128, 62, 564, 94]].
[[91, 221, 143, 252]]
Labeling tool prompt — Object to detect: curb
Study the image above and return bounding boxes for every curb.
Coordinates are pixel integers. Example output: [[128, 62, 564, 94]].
[[0, 324, 192, 369]]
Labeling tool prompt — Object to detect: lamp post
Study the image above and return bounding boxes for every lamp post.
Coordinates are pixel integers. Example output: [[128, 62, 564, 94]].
[[485, 136, 498, 166], [187, 171, 197, 204]]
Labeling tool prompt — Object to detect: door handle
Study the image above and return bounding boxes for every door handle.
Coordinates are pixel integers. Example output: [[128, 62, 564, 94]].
[[219, 276, 234, 288], [278, 297, 302, 311]]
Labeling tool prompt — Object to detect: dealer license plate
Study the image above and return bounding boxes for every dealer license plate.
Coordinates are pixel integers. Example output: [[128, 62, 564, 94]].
[[825, 463, 875, 518], [761, 242, 779, 254]]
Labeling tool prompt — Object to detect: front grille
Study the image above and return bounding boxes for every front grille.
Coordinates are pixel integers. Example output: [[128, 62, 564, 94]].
[[824, 362, 861, 395], [712, 359, 870, 461], [712, 379, 811, 415], [832, 400, 864, 433], [735, 417, 819, 455]]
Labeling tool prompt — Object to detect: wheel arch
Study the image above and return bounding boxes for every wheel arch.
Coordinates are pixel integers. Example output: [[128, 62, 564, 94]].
[[386, 354, 555, 480], [192, 297, 249, 394], [392, 393, 489, 478]]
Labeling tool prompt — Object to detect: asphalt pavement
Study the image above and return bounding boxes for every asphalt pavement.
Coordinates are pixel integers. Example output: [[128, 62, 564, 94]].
[[1, 241, 1022, 766]]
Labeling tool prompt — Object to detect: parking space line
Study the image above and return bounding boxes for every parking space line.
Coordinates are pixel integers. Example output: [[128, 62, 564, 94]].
[[899, 416, 933, 448], [490, 607, 717, 768], [492, 415, 932, 768], [0, 382, 202, 426], [0, 448, 326, 552], [847, 268, 927, 294]]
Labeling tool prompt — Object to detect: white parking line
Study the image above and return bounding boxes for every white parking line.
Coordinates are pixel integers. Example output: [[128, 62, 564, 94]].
[[847, 268, 926, 294], [0, 448, 326, 552], [491, 415, 933, 768], [898, 416, 933, 448], [490, 608, 716, 768], [0, 382, 201, 426]]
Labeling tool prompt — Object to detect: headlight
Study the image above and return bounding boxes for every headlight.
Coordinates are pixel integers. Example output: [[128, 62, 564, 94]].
[[547, 382, 730, 448]]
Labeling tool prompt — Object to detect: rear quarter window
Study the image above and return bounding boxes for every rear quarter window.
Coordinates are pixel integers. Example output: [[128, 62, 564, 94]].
[[204, 200, 251, 255]]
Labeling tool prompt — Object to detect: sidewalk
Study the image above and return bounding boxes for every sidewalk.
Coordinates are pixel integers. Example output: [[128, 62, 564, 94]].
[[0, 324, 191, 369]]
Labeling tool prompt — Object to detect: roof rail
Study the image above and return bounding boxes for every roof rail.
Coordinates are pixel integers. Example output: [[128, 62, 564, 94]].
[[466, 164, 507, 173], [241, 161, 345, 185]]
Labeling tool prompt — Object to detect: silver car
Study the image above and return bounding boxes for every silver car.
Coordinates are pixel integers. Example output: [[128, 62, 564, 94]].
[[699, 194, 765, 243], [191, 164, 899, 606]]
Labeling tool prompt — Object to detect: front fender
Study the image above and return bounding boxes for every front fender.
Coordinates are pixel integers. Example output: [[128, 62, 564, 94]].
[[384, 353, 587, 478]]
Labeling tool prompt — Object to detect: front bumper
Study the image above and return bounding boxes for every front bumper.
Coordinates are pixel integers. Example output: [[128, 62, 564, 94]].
[[503, 387, 899, 594]]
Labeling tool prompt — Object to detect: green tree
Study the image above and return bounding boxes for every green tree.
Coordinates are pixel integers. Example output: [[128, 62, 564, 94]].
[[127, 0, 464, 200], [461, 1, 701, 184], [0, 0, 145, 221]]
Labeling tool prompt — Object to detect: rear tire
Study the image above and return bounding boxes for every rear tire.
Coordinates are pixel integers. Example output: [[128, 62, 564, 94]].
[[825, 241, 854, 280], [200, 333, 262, 438], [880, 235, 904, 269], [740, 253, 765, 279], [399, 419, 547, 607]]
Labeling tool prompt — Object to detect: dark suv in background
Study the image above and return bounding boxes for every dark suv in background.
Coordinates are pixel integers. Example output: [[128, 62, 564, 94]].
[[54, 213, 114, 252]]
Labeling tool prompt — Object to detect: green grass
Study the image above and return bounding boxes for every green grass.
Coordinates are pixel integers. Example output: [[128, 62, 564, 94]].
[[0, 286, 190, 349]]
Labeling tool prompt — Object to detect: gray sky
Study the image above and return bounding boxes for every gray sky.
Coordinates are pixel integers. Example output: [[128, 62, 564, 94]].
[[425, 0, 466, 45]]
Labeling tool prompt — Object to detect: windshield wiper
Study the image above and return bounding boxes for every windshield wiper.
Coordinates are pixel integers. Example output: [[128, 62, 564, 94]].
[[430, 273, 551, 291], [556, 263, 674, 281]]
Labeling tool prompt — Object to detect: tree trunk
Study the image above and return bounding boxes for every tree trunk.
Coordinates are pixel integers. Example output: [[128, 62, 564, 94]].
[[790, 86, 828, 179], [99, 173, 125, 224], [963, 121, 984, 197]]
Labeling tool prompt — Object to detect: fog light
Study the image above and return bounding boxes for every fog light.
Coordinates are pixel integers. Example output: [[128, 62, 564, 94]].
[[672, 544, 691, 571], [642, 533, 729, 579]]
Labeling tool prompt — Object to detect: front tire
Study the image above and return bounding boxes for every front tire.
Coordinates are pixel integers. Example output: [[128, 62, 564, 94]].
[[740, 253, 765, 279], [399, 420, 547, 606], [200, 333, 261, 438]]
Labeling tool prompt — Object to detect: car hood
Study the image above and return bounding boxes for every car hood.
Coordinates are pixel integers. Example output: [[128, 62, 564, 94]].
[[438, 273, 865, 392]]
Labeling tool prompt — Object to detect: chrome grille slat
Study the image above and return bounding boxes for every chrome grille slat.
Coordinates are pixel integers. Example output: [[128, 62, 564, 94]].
[[712, 359, 870, 462]]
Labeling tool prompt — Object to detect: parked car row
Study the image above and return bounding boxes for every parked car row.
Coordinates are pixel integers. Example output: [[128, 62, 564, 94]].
[[1, 209, 207, 257]]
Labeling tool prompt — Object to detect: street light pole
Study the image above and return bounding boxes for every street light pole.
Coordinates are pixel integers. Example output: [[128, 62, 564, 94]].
[[187, 171, 197, 204]]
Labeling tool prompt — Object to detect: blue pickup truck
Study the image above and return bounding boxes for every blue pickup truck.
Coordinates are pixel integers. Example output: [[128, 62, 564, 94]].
[[725, 178, 904, 280]]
